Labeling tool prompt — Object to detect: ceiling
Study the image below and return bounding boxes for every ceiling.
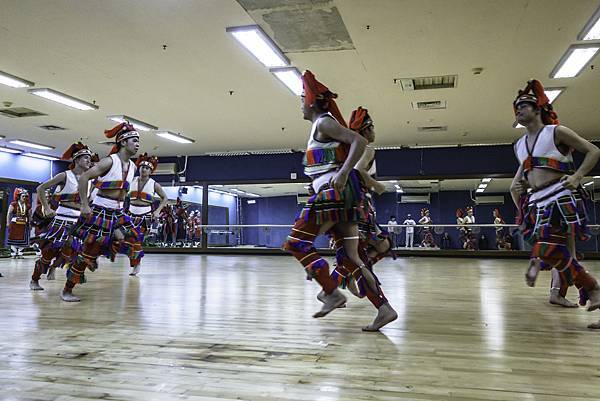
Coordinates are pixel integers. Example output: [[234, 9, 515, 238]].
[[1, 0, 600, 158]]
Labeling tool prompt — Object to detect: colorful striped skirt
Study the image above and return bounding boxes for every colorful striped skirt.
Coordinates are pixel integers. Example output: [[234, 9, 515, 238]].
[[358, 193, 388, 242], [296, 169, 367, 225]]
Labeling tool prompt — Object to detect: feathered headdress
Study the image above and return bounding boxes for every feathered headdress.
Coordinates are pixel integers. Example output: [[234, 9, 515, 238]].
[[91, 153, 100, 164], [12, 187, 30, 206], [61, 142, 92, 169], [135, 153, 158, 171], [494, 208, 505, 224], [466, 206, 474, 213], [349, 106, 373, 134], [456, 208, 464, 218], [421, 208, 429, 216], [104, 122, 139, 154], [513, 79, 559, 125], [302, 70, 347, 127]]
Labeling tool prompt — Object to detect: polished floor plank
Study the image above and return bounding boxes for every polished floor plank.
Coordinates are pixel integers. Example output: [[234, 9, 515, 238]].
[[1, 254, 600, 401]]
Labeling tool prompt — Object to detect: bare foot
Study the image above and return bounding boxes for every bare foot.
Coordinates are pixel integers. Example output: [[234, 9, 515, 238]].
[[60, 290, 80, 302], [549, 290, 578, 308], [29, 280, 44, 291], [317, 290, 346, 308], [586, 286, 600, 312], [129, 265, 140, 276], [313, 289, 346, 318], [525, 259, 541, 287], [587, 321, 600, 329], [362, 303, 398, 332]]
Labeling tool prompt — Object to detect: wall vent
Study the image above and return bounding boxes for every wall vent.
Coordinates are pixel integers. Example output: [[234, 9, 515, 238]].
[[411, 100, 447, 110], [396, 75, 458, 91], [400, 194, 430, 204], [0, 107, 47, 118], [475, 196, 505, 205], [154, 163, 177, 175], [417, 126, 448, 132], [39, 125, 66, 131]]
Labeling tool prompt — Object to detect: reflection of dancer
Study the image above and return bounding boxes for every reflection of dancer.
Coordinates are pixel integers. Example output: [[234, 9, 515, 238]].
[[418, 208, 435, 247], [493, 208, 506, 249], [30, 143, 93, 290], [161, 204, 176, 245], [127, 153, 168, 275], [283, 71, 396, 331], [403, 214, 416, 248], [175, 198, 188, 245], [6, 188, 31, 258], [61, 123, 141, 302], [463, 206, 476, 250], [510, 79, 600, 327]]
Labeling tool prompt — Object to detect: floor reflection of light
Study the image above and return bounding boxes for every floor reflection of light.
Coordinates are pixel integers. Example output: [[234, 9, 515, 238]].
[[479, 276, 505, 352]]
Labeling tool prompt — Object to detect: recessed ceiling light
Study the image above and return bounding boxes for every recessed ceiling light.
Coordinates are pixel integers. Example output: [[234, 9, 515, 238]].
[[270, 67, 302, 95], [156, 131, 195, 144], [0, 146, 23, 154], [22, 152, 59, 161], [226, 25, 289, 68], [476, 188, 485, 193], [578, 6, 600, 40], [107, 115, 157, 132], [9, 139, 55, 150], [550, 45, 600, 78], [28, 88, 98, 110], [481, 178, 492, 183], [0, 70, 34, 88], [478, 183, 488, 189]]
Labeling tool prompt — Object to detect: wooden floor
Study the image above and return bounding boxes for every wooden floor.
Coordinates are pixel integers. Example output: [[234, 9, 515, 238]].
[[1, 255, 600, 401]]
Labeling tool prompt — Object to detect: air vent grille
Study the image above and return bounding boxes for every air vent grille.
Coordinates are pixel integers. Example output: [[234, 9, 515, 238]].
[[411, 100, 447, 110], [418, 126, 448, 132], [396, 75, 458, 91], [0, 107, 47, 118]]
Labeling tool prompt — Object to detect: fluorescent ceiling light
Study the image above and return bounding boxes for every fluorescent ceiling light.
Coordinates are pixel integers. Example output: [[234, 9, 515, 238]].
[[246, 192, 260, 197], [578, 6, 600, 40], [10, 139, 55, 150], [584, 181, 594, 187], [513, 121, 525, 129], [478, 183, 488, 189], [593, 176, 600, 179], [108, 115, 157, 132], [22, 152, 59, 161], [481, 178, 492, 183], [0, 146, 22, 154], [156, 131, 195, 144], [270, 67, 302, 95], [476, 188, 485, 193], [0, 70, 34, 88], [394, 184, 401, 189], [28, 88, 98, 111], [396, 189, 404, 193], [550, 45, 600, 78], [226, 25, 288, 68], [544, 88, 564, 104]]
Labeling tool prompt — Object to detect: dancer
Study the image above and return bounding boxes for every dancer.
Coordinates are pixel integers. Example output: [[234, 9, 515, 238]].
[[30, 142, 93, 290], [418, 208, 436, 247], [463, 206, 476, 250], [349, 107, 394, 265], [510, 79, 600, 328], [161, 203, 176, 246], [60, 122, 141, 302], [6, 188, 31, 258], [127, 153, 168, 275], [493, 208, 506, 249], [283, 71, 396, 331]]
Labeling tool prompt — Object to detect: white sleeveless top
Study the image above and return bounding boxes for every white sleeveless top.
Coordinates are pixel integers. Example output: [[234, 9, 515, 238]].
[[95, 154, 136, 192], [304, 113, 347, 177], [130, 177, 155, 204], [55, 170, 78, 197], [359, 145, 377, 177], [514, 125, 574, 174]]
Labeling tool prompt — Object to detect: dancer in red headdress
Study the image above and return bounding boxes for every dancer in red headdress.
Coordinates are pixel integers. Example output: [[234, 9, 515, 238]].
[[510, 79, 600, 327], [283, 71, 397, 331], [29, 142, 93, 290], [418, 208, 436, 247], [6, 188, 31, 258], [60, 123, 141, 302], [126, 153, 168, 275]]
